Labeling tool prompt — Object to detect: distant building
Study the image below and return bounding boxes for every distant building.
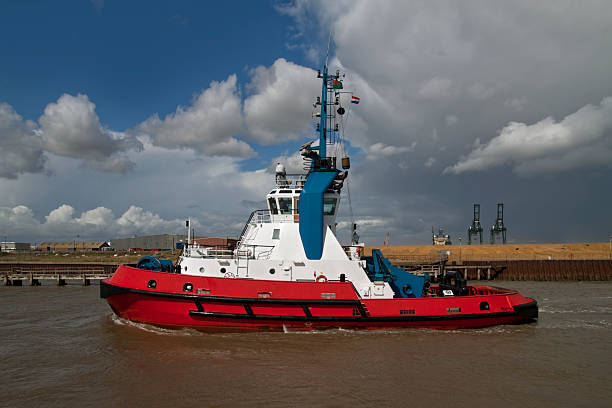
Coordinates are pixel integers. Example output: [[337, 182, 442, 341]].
[[193, 237, 238, 250], [110, 234, 238, 251], [1, 242, 31, 252], [111, 234, 186, 251], [37, 241, 110, 252]]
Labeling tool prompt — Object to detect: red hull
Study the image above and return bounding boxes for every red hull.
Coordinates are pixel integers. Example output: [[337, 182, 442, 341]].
[[101, 265, 537, 331]]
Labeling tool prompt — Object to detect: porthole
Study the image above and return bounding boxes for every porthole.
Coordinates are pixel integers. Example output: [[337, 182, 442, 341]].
[[479, 301, 490, 311], [269, 268, 276, 275], [220, 267, 226, 274], [184, 266, 188, 272], [199, 267, 204, 273], [183, 282, 193, 292], [147, 280, 157, 289]]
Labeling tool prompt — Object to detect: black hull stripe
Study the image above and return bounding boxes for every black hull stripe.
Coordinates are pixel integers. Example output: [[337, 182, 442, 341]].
[[101, 281, 537, 322], [188, 308, 535, 322]]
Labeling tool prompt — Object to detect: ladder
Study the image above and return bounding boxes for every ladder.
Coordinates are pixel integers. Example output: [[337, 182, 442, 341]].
[[236, 249, 249, 277]]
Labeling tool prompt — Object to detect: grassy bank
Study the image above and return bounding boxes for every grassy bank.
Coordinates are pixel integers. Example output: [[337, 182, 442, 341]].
[[0, 251, 178, 265]]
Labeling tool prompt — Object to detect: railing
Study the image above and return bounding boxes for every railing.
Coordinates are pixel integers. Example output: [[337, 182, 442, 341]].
[[256, 247, 274, 260], [235, 210, 269, 251], [276, 173, 308, 188], [239, 245, 275, 260], [196, 248, 234, 259], [342, 245, 363, 260]]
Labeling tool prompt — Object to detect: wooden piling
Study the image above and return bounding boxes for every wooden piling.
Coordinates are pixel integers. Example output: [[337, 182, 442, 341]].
[[28, 272, 40, 286]]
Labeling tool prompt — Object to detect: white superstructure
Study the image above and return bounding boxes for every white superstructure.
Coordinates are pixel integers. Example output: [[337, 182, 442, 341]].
[[178, 170, 394, 299]]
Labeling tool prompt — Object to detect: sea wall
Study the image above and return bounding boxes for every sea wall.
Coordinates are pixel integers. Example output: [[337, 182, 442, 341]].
[[468, 260, 612, 281]]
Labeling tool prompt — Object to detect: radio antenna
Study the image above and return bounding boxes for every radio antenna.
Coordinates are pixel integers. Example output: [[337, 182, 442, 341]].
[[325, 31, 333, 67]]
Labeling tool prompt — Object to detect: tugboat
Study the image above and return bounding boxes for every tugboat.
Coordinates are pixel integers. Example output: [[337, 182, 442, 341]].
[[101, 64, 537, 331]]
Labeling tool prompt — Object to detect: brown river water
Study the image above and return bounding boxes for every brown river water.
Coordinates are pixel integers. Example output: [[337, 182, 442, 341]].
[[1, 281, 610, 408]]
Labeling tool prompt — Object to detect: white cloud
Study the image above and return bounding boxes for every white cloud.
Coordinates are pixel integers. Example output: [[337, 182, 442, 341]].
[[45, 204, 76, 224], [115, 206, 185, 235], [0, 203, 195, 241], [244, 58, 320, 144], [77, 206, 115, 227], [425, 157, 437, 168], [0, 94, 142, 179], [0, 103, 47, 179], [366, 142, 415, 159], [136, 75, 253, 157], [445, 97, 612, 176], [39, 94, 142, 172]]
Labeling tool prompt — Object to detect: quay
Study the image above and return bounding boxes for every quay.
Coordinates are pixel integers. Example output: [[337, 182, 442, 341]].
[[400, 263, 501, 281], [1, 263, 117, 286], [391, 258, 612, 281]]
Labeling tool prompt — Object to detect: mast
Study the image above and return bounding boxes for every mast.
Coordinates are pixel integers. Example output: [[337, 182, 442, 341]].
[[318, 65, 328, 159], [315, 66, 343, 168]]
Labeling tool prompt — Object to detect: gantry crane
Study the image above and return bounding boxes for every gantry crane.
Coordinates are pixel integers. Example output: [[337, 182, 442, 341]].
[[490, 203, 507, 244], [468, 204, 483, 244]]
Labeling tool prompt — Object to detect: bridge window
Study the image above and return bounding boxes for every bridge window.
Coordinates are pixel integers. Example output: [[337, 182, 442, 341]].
[[268, 197, 278, 215], [278, 198, 292, 214], [323, 197, 337, 215]]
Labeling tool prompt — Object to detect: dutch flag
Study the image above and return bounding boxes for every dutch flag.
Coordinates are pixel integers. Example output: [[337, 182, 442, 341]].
[[351, 96, 360, 104]]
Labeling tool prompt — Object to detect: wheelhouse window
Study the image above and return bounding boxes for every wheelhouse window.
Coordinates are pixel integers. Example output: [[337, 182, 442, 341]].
[[323, 197, 337, 215], [268, 197, 278, 215], [272, 228, 280, 239], [278, 198, 292, 214]]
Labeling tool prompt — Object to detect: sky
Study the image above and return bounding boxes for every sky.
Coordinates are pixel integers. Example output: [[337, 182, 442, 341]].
[[1, 0, 611, 245]]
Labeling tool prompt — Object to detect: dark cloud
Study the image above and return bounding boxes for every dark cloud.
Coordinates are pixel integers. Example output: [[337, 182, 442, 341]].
[[280, 0, 612, 243]]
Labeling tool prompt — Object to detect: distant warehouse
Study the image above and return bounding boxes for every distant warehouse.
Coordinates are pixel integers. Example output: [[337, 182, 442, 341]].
[[193, 237, 238, 250], [110, 234, 238, 251], [111, 234, 186, 251], [1, 242, 31, 252], [37, 241, 110, 252]]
